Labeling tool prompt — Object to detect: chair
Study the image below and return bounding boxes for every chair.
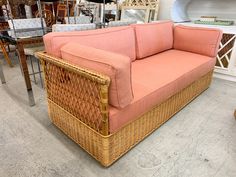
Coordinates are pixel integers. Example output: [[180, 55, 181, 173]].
[[0, 38, 15, 67], [76, 2, 98, 23], [52, 23, 96, 32], [56, 3, 67, 23], [35, 9, 54, 27], [86, 0, 114, 25], [7, 18, 46, 87], [65, 16, 91, 24], [108, 20, 137, 27], [7, 18, 46, 38], [23, 45, 44, 87], [0, 21, 15, 67]]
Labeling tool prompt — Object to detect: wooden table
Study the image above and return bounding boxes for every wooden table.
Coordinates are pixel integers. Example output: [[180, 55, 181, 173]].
[[0, 29, 46, 106], [16, 37, 44, 106]]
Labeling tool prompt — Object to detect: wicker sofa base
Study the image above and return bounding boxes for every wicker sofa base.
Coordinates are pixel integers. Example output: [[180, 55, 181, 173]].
[[48, 71, 213, 167]]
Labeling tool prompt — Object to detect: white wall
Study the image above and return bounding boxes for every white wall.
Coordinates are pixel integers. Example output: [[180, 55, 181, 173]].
[[158, 0, 173, 20], [158, 0, 236, 23], [158, 0, 192, 22], [187, 0, 236, 22], [171, 0, 191, 22]]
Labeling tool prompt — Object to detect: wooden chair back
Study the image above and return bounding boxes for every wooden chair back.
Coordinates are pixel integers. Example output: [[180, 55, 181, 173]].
[[57, 3, 67, 23]]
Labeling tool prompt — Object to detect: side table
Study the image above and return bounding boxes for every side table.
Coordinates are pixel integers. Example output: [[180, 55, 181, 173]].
[[0, 34, 44, 106], [17, 37, 44, 106]]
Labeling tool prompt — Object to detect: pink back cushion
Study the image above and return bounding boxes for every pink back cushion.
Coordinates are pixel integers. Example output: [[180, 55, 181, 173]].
[[43, 26, 136, 61], [174, 25, 223, 57], [132, 21, 174, 59], [61, 42, 133, 108]]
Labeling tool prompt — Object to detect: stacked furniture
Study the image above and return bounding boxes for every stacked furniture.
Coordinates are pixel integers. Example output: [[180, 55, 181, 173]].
[[121, 0, 160, 22], [52, 23, 96, 32], [108, 20, 137, 27], [52, 16, 95, 32], [65, 16, 91, 24], [37, 21, 222, 166], [7, 18, 46, 38], [8, 18, 46, 87]]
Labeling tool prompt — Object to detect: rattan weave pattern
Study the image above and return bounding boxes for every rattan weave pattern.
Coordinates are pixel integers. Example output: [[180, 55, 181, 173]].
[[38, 52, 110, 135], [38, 49, 213, 167]]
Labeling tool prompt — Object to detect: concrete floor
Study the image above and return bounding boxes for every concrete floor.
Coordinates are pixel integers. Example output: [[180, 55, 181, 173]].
[[0, 55, 236, 177]]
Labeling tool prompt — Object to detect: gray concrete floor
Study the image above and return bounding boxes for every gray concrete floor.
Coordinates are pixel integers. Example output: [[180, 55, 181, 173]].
[[0, 55, 236, 177]]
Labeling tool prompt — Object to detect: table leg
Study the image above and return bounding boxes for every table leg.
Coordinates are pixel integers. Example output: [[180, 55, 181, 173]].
[[17, 43, 35, 106], [0, 60, 6, 84]]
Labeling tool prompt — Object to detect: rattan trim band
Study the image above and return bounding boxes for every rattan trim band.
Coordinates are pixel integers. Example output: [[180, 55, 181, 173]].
[[37, 51, 110, 85]]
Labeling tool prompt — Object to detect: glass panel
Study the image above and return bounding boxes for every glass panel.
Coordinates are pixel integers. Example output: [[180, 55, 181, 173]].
[[121, 9, 146, 23]]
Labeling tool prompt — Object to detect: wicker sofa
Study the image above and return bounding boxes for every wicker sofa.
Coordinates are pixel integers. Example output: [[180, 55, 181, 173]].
[[37, 21, 222, 167]]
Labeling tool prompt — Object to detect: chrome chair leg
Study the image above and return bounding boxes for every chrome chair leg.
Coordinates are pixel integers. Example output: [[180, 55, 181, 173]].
[[37, 59, 44, 88], [17, 53, 23, 76], [0, 61, 6, 84], [29, 56, 37, 84]]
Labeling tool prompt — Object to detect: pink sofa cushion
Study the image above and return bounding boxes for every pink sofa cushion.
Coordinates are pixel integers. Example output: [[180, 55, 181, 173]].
[[174, 25, 223, 57], [109, 50, 216, 133], [61, 42, 133, 108], [43, 26, 136, 61], [132, 21, 174, 59]]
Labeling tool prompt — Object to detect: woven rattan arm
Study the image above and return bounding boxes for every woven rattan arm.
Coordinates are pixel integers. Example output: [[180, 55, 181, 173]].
[[36, 51, 111, 135]]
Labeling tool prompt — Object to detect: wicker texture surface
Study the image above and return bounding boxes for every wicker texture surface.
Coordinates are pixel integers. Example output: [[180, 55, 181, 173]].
[[38, 52, 110, 135], [37, 51, 213, 167]]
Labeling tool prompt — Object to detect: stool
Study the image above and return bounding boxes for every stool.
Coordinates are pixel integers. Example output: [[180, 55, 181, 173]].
[[24, 46, 44, 88]]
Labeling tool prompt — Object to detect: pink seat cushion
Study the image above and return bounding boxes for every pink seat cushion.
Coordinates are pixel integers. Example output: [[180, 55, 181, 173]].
[[132, 21, 174, 59], [43, 26, 136, 61], [109, 50, 216, 133], [174, 25, 223, 57], [61, 42, 133, 108]]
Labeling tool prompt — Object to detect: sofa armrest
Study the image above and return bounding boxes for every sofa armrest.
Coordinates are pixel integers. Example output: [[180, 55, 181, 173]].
[[174, 25, 223, 57], [36, 51, 110, 135], [60, 42, 133, 109]]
